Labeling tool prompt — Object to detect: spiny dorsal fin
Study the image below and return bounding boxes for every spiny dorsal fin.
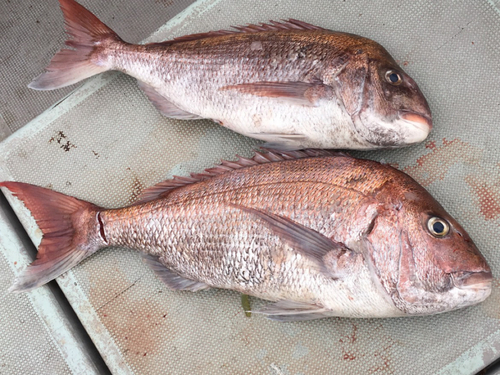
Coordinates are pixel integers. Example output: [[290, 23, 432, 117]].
[[132, 148, 347, 205], [147, 19, 326, 47]]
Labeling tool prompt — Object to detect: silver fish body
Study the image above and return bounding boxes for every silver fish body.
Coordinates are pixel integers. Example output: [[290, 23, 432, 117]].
[[29, 0, 433, 150]]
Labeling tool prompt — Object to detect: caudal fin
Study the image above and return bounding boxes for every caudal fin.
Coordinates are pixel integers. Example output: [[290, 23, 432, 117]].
[[0, 182, 106, 292], [29, 0, 122, 90]]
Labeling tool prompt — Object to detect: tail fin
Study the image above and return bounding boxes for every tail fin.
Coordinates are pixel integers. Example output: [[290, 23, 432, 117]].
[[28, 0, 122, 90], [0, 182, 106, 292]]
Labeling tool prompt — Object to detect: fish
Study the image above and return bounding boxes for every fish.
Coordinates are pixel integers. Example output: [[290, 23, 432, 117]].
[[29, 0, 432, 150], [1, 149, 492, 320]]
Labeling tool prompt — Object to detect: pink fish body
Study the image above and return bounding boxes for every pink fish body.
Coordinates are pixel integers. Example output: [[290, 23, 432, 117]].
[[1, 150, 491, 320], [29, 0, 432, 150]]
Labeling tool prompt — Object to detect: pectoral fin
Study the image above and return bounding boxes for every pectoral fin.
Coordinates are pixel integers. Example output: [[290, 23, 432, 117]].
[[254, 300, 330, 321], [142, 254, 210, 291], [231, 204, 350, 277], [137, 81, 203, 119], [220, 81, 335, 106]]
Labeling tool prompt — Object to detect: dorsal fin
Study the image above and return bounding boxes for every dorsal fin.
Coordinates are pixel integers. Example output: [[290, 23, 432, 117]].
[[146, 19, 326, 47], [133, 149, 346, 205]]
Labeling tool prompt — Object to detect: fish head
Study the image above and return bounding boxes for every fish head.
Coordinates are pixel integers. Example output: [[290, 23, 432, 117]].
[[366, 179, 492, 315], [335, 41, 432, 148]]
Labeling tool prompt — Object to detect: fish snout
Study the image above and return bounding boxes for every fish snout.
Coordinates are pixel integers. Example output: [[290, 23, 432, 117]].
[[453, 270, 493, 290]]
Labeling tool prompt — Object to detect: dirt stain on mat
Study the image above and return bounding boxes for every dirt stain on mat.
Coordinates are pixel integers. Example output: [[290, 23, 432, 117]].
[[48, 130, 77, 152], [89, 264, 177, 369], [123, 168, 145, 204], [336, 321, 397, 373], [100, 297, 168, 362], [403, 138, 500, 224]]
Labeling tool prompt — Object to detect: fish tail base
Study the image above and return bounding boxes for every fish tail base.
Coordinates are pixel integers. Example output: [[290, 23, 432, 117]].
[[28, 0, 122, 90], [0, 182, 105, 292]]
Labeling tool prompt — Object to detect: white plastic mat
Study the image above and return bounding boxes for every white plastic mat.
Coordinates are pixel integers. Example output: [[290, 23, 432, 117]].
[[1, 0, 500, 373]]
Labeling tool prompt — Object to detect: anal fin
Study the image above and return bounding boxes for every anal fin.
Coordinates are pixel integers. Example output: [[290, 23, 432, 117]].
[[142, 254, 209, 291], [137, 81, 203, 120]]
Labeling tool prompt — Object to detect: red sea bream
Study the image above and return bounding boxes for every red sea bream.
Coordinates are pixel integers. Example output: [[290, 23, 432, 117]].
[[1, 150, 491, 320], [29, 0, 432, 150]]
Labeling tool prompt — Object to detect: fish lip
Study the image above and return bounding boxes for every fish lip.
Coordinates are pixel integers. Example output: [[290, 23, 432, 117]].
[[399, 111, 433, 131], [453, 271, 493, 290]]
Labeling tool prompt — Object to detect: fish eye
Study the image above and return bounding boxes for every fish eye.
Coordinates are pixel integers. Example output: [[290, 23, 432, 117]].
[[385, 70, 402, 85], [427, 217, 450, 238]]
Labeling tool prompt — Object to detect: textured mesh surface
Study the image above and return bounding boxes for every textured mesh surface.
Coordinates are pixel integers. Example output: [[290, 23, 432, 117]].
[[0, 253, 72, 375], [1, 0, 500, 374]]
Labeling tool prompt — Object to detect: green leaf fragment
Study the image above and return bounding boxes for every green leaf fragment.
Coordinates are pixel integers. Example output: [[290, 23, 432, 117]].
[[241, 294, 252, 317]]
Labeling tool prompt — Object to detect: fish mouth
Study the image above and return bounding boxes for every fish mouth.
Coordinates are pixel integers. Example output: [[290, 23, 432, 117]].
[[452, 271, 493, 290], [398, 112, 433, 144]]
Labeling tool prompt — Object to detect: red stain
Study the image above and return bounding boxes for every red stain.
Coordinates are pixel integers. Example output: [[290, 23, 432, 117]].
[[339, 324, 360, 361], [96, 297, 172, 365], [339, 323, 358, 345], [336, 323, 397, 371], [403, 138, 480, 187], [405, 138, 500, 222], [343, 351, 356, 361], [465, 175, 500, 220], [369, 342, 395, 373], [425, 140, 436, 150], [403, 61, 409, 66], [88, 269, 176, 369], [352, 324, 358, 343]]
